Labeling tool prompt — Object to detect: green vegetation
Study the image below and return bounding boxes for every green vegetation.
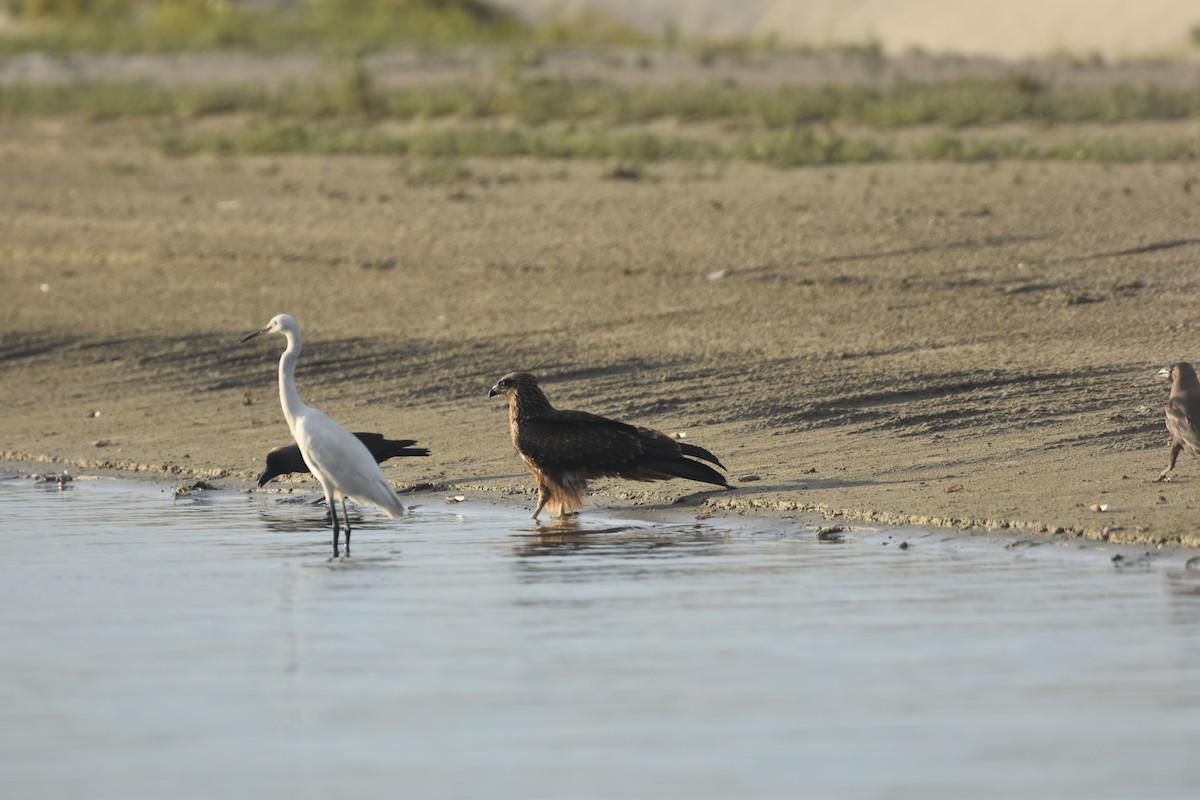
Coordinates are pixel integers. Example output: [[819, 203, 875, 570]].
[[154, 122, 726, 162], [2, 3, 1198, 168], [913, 133, 1200, 163], [733, 128, 891, 166], [0, 0, 526, 54], [3, 71, 1198, 166], [912, 133, 1034, 162], [149, 121, 1200, 167], [3, 75, 1199, 128]]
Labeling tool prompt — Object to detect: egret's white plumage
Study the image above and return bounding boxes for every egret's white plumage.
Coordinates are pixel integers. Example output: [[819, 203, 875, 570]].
[[242, 314, 403, 556]]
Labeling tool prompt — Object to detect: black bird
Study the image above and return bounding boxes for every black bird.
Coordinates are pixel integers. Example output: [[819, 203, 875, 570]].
[[488, 371, 731, 520], [257, 433, 429, 487], [1156, 362, 1200, 482]]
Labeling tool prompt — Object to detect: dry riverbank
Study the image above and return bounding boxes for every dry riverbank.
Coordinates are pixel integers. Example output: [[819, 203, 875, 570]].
[[2, 116, 1198, 545]]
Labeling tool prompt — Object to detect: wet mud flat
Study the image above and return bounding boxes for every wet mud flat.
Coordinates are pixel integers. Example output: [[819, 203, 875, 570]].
[[2, 475, 1200, 799], [2, 111, 1200, 544]]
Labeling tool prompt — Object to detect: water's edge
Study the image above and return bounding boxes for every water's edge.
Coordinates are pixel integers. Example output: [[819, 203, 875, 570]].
[[5, 451, 1197, 555]]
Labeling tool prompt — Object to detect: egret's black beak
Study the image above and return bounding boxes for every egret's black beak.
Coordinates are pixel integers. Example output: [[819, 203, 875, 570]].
[[240, 327, 267, 343]]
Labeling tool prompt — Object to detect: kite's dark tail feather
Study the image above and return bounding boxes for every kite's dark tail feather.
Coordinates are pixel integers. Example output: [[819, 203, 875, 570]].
[[679, 442, 726, 470], [647, 458, 731, 488]]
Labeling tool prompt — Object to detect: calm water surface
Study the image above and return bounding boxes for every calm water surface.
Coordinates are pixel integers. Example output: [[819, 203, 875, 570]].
[[2, 476, 1200, 800]]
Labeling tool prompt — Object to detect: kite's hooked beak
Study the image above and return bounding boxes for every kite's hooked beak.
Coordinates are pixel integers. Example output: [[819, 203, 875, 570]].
[[1159, 366, 1172, 379], [240, 327, 268, 343], [487, 384, 501, 398]]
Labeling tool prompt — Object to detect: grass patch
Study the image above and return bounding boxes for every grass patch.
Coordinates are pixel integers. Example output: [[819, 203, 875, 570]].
[[153, 122, 725, 161], [405, 157, 474, 185], [3, 76, 1199, 128], [1041, 136, 1200, 162], [913, 133, 1200, 163], [0, 1, 898, 56], [153, 120, 1200, 167], [733, 128, 892, 166], [490, 78, 1200, 129], [0, 0, 526, 54], [912, 133, 1035, 161]]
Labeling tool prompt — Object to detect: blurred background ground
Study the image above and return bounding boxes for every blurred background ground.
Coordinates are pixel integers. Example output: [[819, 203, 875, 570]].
[[496, 0, 1200, 61]]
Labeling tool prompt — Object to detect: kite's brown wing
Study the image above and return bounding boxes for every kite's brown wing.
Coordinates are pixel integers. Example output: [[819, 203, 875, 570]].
[[519, 410, 729, 487], [1166, 396, 1200, 456], [517, 410, 645, 474]]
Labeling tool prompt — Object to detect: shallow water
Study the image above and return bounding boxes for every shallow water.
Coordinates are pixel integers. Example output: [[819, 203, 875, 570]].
[[2, 476, 1199, 800]]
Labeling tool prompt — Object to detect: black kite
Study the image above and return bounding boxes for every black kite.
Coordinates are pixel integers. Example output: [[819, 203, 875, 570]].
[[488, 372, 731, 519]]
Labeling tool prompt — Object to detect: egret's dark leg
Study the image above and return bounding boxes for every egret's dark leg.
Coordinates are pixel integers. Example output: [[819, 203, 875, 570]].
[[342, 499, 352, 557], [329, 494, 341, 557]]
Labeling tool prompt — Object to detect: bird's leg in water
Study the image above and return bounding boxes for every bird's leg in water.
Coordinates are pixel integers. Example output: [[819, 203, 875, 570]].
[[342, 499, 352, 557], [329, 496, 341, 558], [531, 496, 546, 520]]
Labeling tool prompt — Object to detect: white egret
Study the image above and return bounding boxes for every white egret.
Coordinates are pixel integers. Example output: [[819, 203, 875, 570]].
[[241, 314, 405, 557]]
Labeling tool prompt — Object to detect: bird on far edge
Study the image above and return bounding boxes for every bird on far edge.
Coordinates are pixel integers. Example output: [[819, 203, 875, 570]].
[[242, 314, 406, 557], [257, 433, 429, 488], [488, 371, 732, 521], [1156, 361, 1200, 482]]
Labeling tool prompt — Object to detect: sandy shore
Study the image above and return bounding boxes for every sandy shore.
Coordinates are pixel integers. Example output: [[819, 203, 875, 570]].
[[2, 111, 1199, 546]]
